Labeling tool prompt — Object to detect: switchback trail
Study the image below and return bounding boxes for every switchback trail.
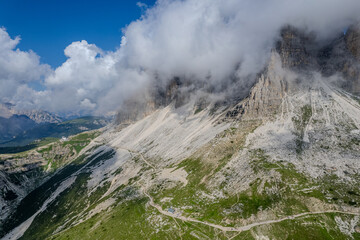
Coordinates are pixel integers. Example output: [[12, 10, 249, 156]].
[[143, 189, 360, 233]]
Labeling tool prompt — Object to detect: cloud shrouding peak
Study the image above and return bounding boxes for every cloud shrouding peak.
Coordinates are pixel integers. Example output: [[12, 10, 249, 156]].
[[2, 0, 360, 115], [122, 0, 360, 82]]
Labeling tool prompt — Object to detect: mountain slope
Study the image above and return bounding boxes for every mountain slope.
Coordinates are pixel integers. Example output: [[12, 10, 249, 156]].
[[2, 27, 360, 240]]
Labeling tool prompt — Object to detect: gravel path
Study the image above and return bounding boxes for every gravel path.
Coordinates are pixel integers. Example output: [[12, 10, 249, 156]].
[[143, 189, 360, 233]]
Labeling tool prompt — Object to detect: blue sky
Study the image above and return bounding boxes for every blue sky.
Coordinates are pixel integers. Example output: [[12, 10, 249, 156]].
[[0, 0, 156, 67]]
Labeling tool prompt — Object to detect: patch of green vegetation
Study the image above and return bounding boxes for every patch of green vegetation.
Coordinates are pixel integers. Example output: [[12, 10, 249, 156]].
[[114, 167, 123, 175], [62, 131, 100, 154], [47, 190, 236, 240], [256, 213, 354, 240], [37, 144, 53, 154], [149, 155, 280, 225], [36, 132, 101, 172], [251, 149, 324, 199], [292, 105, 312, 131], [338, 137, 360, 150], [319, 174, 360, 207], [212, 153, 233, 175], [194, 107, 203, 114], [250, 148, 360, 213], [205, 179, 279, 222], [37, 137, 59, 147], [177, 157, 212, 185]]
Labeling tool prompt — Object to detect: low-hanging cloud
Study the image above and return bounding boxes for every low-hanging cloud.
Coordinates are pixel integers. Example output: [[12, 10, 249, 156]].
[[122, 0, 360, 83], [2, 0, 360, 115]]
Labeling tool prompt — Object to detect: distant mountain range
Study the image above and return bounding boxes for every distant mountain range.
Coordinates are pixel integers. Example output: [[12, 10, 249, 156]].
[[0, 116, 110, 148], [0, 103, 111, 147], [0, 115, 36, 143], [0, 103, 63, 143], [0, 103, 62, 123]]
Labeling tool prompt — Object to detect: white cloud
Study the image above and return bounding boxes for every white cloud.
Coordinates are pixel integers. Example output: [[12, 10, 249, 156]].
[[40, 40, 149, 115], [2, 0, 360, 116], [0, 28, 50, 104], [136, 2, 148, 9], [80, 98, 96, 109], [122, 0, 360, 85]]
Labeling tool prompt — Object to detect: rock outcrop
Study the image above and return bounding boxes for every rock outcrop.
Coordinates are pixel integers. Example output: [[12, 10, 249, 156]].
[[226, 53, 288, 121], [276, 26, 313, 70], [318, 24, 360, 95]]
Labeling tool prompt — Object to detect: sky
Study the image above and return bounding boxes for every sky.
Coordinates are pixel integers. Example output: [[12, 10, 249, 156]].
[[0, 0, 156, 67], [0, 0, 359, 117]]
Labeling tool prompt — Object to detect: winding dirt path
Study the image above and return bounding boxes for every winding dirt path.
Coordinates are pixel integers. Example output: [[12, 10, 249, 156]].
[[120, 146, 360, 233], [143, 189, 360, 233]]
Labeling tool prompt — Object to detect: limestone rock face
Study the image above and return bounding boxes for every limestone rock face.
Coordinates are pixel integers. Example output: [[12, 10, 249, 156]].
[[276, 26, 312, 69], [343, 24, 360, 94], [345, 24, 360, 61], [226, 53, 287, 120], [115, 77, 186, 125], [318, 24, 360, 95], [115, 24, 360, 126]]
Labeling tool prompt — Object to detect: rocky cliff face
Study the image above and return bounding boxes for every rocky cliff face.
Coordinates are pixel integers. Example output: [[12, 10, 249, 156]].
[[343, 24, 360, 94], [226, 53, 288, 121], [317, 24, 360, 95], [276, 26, 313, 70], [345, 24, 360, 61], [115, 77, 188, 125]]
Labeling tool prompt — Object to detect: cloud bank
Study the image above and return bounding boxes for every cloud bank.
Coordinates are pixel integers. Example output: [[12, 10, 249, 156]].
[[2, 0, 360, 115], [0, 28, 50, 106]]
